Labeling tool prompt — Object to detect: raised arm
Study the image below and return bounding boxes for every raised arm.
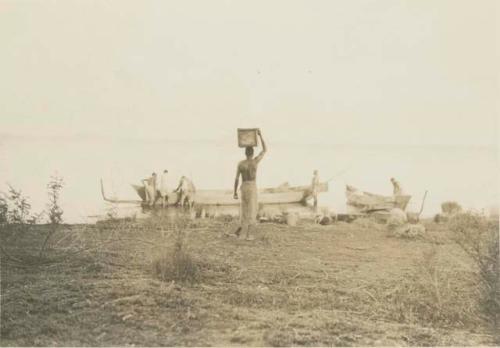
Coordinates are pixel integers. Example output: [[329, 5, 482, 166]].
[[233, 164, 241, 199], [255, 129, 267, 162]]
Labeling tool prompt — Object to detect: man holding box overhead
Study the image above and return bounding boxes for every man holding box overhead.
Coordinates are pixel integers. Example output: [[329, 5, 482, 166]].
[[233, 129, 267, 240]]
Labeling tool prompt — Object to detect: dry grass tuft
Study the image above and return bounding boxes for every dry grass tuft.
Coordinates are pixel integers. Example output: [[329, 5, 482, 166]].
[[448, 212, 499, 333], [152, 248, 198, 283], [152, 225, 199, 283], [263, 327, 294, 347], [383, 247, 484, 329]]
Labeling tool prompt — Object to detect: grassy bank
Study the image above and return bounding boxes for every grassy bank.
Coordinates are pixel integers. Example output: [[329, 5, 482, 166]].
[[1, 216, 498, 346]]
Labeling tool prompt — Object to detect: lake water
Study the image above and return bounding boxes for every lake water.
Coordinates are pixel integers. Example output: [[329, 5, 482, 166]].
[[0, 135, 498, 223]]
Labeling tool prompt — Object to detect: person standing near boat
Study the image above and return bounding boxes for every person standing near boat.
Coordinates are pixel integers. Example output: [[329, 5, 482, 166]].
[[391, 177, 403, 196], [233, 130, 267, 240], [142, 172, 157, 207], [159, 169, 169, 208], [311, 170, 320, 209], [174, 176, 196, 208]]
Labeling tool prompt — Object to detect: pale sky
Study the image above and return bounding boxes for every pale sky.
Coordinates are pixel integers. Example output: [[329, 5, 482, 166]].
[[1, 0, 498, 146]]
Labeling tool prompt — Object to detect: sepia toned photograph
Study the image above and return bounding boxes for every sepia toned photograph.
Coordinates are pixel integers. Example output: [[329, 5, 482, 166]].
[[0, 0, 499, 346]]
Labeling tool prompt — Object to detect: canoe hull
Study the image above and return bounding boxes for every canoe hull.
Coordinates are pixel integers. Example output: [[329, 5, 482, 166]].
[[346, 185, 411, 213], [132, 182, 328, 206]]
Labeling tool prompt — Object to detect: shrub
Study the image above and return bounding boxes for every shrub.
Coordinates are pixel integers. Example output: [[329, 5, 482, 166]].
[[0, 185, 45, 226], [441, 201, 462, 215], [37, 175, 65, 256], [0, 194, 8, 224], [448, 212, 499, 328], [46, 175, 64, 225], [6, 185, 32, 224], [433, 214, 441, 223]]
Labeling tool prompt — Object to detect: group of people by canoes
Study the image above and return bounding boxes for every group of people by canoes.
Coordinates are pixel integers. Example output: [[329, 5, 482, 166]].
[[140, 128, 404, 242], [142, 170, 195, 208]]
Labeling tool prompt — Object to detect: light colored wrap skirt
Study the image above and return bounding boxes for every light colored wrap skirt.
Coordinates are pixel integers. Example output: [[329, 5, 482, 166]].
[[240, 181, 258, 226], [145, 185, 156, 203], [158, 186, 170, 198]]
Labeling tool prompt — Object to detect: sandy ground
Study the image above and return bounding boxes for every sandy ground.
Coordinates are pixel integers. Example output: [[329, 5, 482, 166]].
[[0, 216, 497, 346]]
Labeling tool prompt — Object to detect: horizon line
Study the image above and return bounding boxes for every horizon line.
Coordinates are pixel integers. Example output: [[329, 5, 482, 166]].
[[0, 132, 498, 149]]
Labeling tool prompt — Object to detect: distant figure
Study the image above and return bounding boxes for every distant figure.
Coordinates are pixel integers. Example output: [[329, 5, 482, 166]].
[[391, 177, 403, 196], [159, 169, 169, 208], [174, 176, 196, 208], [311, 170, 320, 209], [233, 129, 267, 241], [142, 172, 157, 206]]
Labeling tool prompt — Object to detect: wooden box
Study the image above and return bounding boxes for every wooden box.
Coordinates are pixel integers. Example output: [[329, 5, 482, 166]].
[[237, 128, 258, 147]]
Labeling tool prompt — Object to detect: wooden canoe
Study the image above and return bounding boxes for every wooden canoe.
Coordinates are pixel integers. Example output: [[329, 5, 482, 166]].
[[130, 181, 328, 206], [345, 184, 411, 213]]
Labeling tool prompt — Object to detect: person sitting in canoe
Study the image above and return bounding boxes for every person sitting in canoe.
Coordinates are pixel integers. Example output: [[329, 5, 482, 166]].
[[233, 129, 267, 241]]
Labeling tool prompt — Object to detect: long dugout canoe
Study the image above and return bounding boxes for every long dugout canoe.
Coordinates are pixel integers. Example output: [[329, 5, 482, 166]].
[[131, 182, 328, 206]]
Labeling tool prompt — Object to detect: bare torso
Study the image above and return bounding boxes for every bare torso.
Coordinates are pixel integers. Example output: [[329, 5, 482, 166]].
[[238, 159, 259, 182], [312, 175, 319, 187], [234, 131, 267, 199], [393, 182, 402, 195], [144, 176, 156, 188]]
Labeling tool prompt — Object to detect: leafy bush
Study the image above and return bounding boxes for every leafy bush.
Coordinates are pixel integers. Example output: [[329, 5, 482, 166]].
[[0, 176, 66, 261], [40, 175, 65, 256], [46, 175, 64, 225], [0, 185, 48, 226], [6, 185, 32, 224]]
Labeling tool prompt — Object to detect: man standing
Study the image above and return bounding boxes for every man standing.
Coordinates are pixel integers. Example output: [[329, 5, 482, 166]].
[[390, 177, 403, 196], [142, 172, 157, 207], [233, 130, 267, 240], [311, 170, 320, 209], [159, 169, 169, 208]]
